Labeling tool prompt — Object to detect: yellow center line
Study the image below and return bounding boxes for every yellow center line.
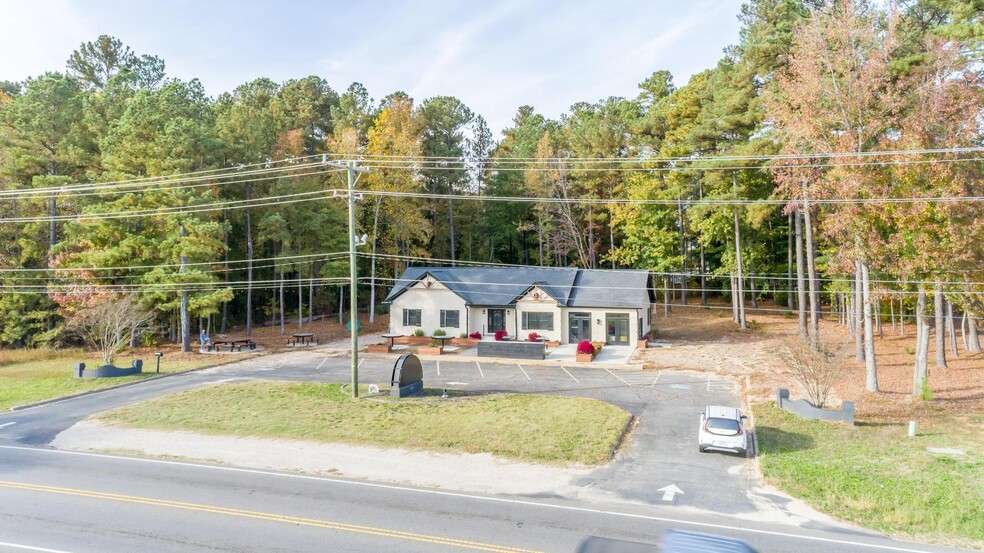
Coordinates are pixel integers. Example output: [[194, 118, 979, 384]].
[[0, 480, 542, 553]]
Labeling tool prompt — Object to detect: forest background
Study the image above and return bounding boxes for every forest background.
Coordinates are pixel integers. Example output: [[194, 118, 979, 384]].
[[0, 0, 981, 392]]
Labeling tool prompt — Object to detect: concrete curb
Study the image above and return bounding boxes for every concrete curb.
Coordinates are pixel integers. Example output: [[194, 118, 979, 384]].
[[355, 351, 645, 370], [8, 353, 267, 412]]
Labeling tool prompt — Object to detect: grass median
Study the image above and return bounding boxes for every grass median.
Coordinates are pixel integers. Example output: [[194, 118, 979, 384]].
[[0, 349, 226, 410], [754, 403, 984, 547], [97, 382, 632, 465]]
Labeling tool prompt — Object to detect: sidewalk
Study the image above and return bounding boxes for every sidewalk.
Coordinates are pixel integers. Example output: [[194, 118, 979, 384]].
[[361, 342, 644, 369]]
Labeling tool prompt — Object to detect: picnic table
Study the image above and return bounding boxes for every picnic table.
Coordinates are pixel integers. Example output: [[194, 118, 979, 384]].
[[381, 333, 403, 347], [210, 339, 256, 352], [288, 332, 316, 346], [430, 335, 453, 348]]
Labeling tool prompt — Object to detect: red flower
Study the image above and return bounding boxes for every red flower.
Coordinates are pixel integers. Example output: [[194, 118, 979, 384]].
[[576, 340, 595, 354]]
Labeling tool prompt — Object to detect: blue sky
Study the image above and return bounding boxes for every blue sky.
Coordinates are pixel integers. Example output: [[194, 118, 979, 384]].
[[2, 0, 744, 135]]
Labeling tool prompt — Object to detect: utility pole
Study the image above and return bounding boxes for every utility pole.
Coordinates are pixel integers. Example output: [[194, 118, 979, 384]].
[[325, 155, 370, 398], [347, 161, 359, 397]]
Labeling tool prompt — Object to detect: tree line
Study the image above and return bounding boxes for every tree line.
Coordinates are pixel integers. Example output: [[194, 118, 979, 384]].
[[0, 1, 981, 397]]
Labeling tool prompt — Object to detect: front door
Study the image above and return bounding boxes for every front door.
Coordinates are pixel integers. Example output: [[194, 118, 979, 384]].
[[606, 314, 630, 345], [569, 312, 591, 343], [488, 309, 506, 333]]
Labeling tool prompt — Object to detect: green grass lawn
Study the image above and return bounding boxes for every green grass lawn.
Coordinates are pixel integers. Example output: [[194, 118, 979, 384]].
[[754, 403, 984, 547], [97, 382, 631, 465], [0, 349, 223, 410]]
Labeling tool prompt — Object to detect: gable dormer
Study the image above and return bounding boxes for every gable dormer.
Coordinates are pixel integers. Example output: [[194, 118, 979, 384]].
[[516, 285, 557, 305]]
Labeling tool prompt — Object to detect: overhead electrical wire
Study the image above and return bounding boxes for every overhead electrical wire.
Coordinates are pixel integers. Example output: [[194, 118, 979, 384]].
[[359, 252, 984, 287]]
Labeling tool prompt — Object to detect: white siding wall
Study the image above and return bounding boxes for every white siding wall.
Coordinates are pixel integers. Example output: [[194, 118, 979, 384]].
[[516, 287, 562, 342], [389, 280, 467, 336], [560, 308, 645, 345]]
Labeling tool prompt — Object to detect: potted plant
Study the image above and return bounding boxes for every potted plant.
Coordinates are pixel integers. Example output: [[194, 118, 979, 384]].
[[576, 340, 596, 362], [451, 331, 481, 347], [528, 332, 541, 342], [638, 334, 650, 349], [403, 328, 431, 344], [418, 340, 443, 355], [494, 329, 508, 341]]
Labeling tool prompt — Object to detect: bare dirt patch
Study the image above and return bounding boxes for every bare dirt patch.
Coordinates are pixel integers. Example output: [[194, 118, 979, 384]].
[[636, 301, 984, 421], [204, 314, 391, 353]]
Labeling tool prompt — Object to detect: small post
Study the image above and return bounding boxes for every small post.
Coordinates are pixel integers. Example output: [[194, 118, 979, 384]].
[[154, 352, 163, 374], [908, 420, 916, 437]]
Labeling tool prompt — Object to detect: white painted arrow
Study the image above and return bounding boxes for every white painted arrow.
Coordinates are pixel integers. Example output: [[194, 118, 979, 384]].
[[0, 422, 16, 430], [657, 484, 684, 502]]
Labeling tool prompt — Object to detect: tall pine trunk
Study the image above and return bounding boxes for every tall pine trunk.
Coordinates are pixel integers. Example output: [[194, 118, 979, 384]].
[[297, 268, 303, 329], [803, 197, 819, 349], [221, 208, 229, 334], [733, 206, 746, 330], [245, 183, 254, 337], [947, 299, 958, 357], [854, 262, 864, 362], [861, 261, 877, 392], [913, 288, 929, 396], [179, 224, 191, 352], [279, 263, 285, 336], [787, 211, 795, 311], [968, 311, 982, 352], [934, 282, 947, 368], [448, 195, 456, 266], [795, 210, 807, 341]]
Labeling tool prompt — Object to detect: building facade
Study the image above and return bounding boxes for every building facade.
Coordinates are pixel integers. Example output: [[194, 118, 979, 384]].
[[384, 267, 655, 346]]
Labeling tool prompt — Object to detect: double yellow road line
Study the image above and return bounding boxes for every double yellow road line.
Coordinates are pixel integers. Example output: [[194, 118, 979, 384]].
[[0, 480, 543, 553]]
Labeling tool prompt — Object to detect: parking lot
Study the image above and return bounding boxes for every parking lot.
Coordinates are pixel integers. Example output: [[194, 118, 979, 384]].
[[202, 350, 761, 517]]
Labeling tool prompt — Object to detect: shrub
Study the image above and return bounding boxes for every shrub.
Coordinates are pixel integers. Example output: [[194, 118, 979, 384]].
[[413, 329, 425, 337], [528, 332, 540, 341], [576, 340, 595, 355], [469, 331, 482, 340], [494, 329, 508, 341], [433, 329, 446, 337], [459, 332, 468, 338]]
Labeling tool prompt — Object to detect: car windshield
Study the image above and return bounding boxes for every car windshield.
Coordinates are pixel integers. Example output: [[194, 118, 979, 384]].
[[706, 417, 741, 436]]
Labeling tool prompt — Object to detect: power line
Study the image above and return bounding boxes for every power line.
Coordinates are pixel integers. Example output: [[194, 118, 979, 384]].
[[325, 145, 984, 163]]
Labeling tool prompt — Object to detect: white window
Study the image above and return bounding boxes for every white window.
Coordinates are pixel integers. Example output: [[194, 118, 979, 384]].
[[440, 310, 459, 328], [403, 309, 421, 327], [522, 311, 554, 331]]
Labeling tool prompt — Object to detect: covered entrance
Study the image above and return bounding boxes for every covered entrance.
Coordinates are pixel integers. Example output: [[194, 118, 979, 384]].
[[606, 314, 630, 345], [487, 309, 506, 333], [569, 312, 591, 343]]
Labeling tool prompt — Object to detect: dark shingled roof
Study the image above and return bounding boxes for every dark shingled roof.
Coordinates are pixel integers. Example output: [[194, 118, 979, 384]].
[[383, 267, 654, 309]]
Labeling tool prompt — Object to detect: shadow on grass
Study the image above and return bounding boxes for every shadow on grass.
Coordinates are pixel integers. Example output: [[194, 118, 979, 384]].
[[755, 426, 815, 453]]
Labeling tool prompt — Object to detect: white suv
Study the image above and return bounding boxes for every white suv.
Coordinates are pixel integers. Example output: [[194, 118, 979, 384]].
[[698, 406, 749, 456]]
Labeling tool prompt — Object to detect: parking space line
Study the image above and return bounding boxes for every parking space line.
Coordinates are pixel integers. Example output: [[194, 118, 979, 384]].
[[315, 356, 329, 371], [560, 366, 580, 384], [437, 361, 441, 376], [516, 364, 531, 381], [651, 372, 661, 388], [476, 362, 484, 378], [706, 373, 712, 392], [359, 358, 364, 368], [605, 368, 630, 386]]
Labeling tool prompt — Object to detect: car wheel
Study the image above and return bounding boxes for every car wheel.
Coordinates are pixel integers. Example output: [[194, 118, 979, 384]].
[[698, 445, 706, 453], [735, 448, 746, 457]]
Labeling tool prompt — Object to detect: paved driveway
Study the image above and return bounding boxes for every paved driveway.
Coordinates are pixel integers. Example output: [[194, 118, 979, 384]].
[[201, 351, 762, 517]]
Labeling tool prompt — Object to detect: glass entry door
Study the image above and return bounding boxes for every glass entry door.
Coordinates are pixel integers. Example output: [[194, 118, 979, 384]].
[[606, 314, 630, 345], [488, 309, 506, 333], [569, 312, 591, 343]]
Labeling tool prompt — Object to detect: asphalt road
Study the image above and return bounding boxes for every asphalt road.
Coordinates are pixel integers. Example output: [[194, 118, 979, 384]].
[[0, 349, 973, 553]]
